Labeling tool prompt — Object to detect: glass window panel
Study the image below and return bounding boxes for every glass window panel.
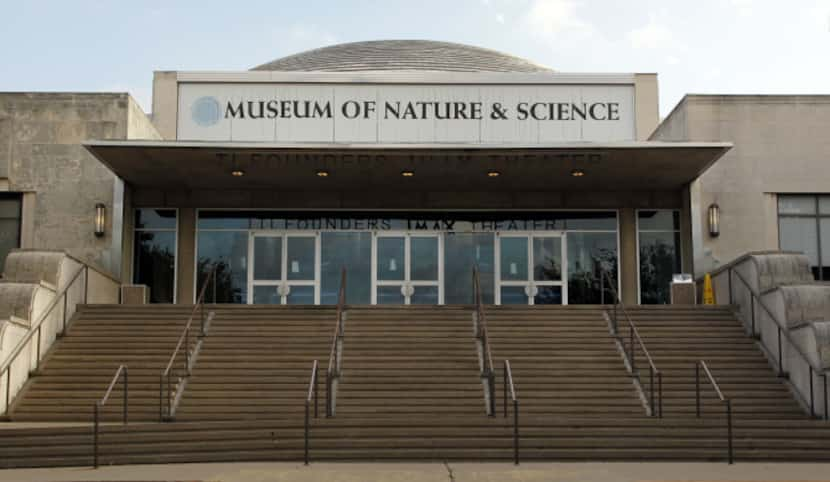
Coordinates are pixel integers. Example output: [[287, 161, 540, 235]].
[[534, 286, 562, 305], [197, 211, 252, 229], [410, 237, 438, 281], [500, 237, 528, 281], [639, 231, 682, 304], [500, 286, 527, 305], [197, 230, 249, 303], [637, 210, 680, 231], [253, 285, 281, 304], [819, 196, 830, 215], [533, 237, 562, 281], [778, 195, 816, 215], [0, 219, 21, 273], [321, 232, 371, 305], [133, 230, 176, 303], [287, 285, 315, 304], [444, 233, 494, 304], [286, 237, 316, 281], [0, 197, 21, 218], [135, 209, 177, 230], [567, 232, 618, 304], [253, 237, 282, 281], [377, 286, 405, 305], [410, 285, 439, 305], [779, 217, 819, 267], [377, 237, 405, 281]]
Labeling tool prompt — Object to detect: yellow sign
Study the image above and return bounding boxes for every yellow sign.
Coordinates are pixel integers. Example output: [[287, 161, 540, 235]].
[[702, 273, 715, 305]]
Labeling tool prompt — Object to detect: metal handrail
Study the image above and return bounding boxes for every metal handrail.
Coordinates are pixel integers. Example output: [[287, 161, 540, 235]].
[[600, 270, 663, 418], [502, 360, 519, 465], [93, 364, 128, 469], [2, 264, 89, 415], [695, 360, 733, 464], [304, 359, 319, 466], [326, 268, 346, 417], [158, 263, 217, 421], [727, 267, 828, 419], [472, 267, 496, 416]]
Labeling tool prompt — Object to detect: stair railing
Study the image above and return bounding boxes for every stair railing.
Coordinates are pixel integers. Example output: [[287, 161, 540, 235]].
[[695, 360, 733, 465], [158, 263, 217, 421], [600, 270, 663, 418], [304, 359, 319, 466], [472, 267, 496, 416], [93, 364, 128, 469], [326, 268, 346, 417], [502, 359, 519, 465], [1, 263, 89, 416], [725, 267, 828, 420]]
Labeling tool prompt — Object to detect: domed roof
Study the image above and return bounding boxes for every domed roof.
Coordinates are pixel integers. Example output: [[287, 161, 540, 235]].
[[252, 40, 552, 73]]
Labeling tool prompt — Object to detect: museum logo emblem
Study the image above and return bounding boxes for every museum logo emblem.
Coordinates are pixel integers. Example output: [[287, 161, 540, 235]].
[[191, 96, 222, 126]]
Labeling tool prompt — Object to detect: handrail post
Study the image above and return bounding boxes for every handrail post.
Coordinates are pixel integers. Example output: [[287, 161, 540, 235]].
[[695, 362, 701, 418], [488, 369, 495, 417], [314, 363, 319, 419], [809, 366, 815, 418], [726, 400, 733, 464], [513, 398, 519, 465], [503, 362, 507, 418], [777, 327, 784, 377], [649, 366, 655, 416], [213, 268, 217, 304], [823, 374, 828, 421], [158, 374, 163, 421], [727, 268, 733, 305], [93, 402, 99, 469], [123, 367, 128, 426], [658, 371, 663, 418], [304, 400, 310, 466], [750, 293, 757, 339], [4, 366, 10, 415]]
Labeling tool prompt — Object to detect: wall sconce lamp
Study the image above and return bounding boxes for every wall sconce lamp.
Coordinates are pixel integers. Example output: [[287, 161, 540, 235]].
[[708, 203, 720, 238], [94, 203, 106, 237]]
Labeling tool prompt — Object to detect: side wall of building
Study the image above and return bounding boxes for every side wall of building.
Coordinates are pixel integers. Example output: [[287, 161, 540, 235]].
[[0, 93, 159, 278], [652, 95, 830, 276]]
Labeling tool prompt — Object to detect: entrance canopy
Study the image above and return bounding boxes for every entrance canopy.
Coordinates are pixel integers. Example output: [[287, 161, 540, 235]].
[[84, 140, 731, 191]]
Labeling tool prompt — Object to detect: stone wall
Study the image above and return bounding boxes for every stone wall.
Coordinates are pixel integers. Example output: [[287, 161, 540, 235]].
[[0, 93, 160, 278], [651, 95, 830, 277]]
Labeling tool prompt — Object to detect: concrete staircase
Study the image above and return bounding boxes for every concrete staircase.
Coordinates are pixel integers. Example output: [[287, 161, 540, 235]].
[[335, 306, 485, 416], [2, 304, 830, 468], [175, 306, 334, 421], [625, 305, 807, 418], [486, 306, 643, 417], [7, 305, 198, 423]]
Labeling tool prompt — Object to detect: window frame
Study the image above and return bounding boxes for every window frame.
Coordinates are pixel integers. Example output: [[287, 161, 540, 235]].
[[132, 208, 178, 303], [777, 194, 830, 280], [635, 209, 683, 305], [0, 193, 23, 272]]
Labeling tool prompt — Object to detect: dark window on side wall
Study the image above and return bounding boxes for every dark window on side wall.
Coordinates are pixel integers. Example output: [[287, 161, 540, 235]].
[[0, 194, 22, 275], [638, 210, 681, 304], [133, 209, 177, 303], [778, 195, 830, 280]]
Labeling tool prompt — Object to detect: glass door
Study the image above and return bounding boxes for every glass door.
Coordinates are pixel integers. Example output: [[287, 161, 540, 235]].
[[372, 232, 442, 304], [496, 233, 566, 305], [249, 232, 319, 304]]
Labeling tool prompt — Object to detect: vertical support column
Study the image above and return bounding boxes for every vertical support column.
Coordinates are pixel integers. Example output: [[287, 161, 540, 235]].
[[177, 208, 196, 304], [618, 208, 638, 305]]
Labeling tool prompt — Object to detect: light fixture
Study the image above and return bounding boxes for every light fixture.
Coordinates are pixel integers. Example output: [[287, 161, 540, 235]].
[[316, 170, 329, 177], [708, 203, 720, 237], [571, 169, 585, 177], [231, 169, 245, 177], [487, 170, 501, 177], [401, 170, 415, 177], [94, 203, 106, 237]]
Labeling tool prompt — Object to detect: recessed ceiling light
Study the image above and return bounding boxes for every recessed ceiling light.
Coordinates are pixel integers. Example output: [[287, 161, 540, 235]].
[[401, 170, 415, 177], [316, 170, 329, 177], [231, 169, 245, 177], [487, 170, 501, 177], [571, 169, 585, 177]]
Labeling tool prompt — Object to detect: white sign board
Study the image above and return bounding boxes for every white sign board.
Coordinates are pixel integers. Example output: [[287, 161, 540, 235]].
[[178, 83, 635, 143]]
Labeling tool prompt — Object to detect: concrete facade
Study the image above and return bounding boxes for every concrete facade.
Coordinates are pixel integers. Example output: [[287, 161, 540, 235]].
[[651, 95, 830, 276], [0, 93, 161, 279]]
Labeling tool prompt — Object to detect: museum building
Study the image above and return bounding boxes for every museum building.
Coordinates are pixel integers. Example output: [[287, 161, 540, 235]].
[[3, 40, 829, 307]]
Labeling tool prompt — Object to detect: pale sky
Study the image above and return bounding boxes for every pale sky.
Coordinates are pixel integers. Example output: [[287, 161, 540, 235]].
[[1, 0, 829, 118]]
